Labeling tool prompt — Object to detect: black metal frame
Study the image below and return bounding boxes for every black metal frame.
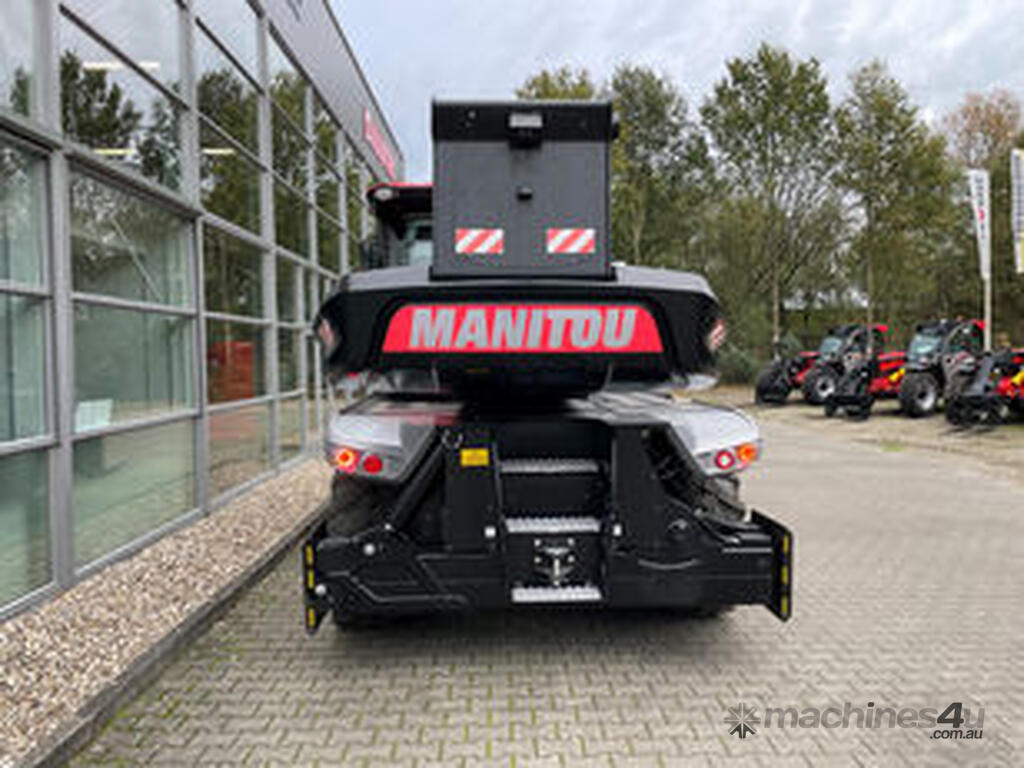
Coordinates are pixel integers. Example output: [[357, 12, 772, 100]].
[[302, 394, 791, 632]]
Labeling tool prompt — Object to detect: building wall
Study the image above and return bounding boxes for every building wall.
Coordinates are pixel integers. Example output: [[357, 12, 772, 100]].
[[0, 0, 401, 617]]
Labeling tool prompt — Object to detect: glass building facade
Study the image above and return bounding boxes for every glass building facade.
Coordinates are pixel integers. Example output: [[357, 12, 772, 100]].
[[0, 0, 401, 615]]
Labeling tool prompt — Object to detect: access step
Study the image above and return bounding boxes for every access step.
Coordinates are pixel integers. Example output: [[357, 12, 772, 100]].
[[510, 585, 603, 604], [500, 458, 601, 475], [505, 516, 602, 534]]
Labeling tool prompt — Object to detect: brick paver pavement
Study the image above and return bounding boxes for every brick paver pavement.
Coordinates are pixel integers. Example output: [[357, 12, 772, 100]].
[[71, 418, 1023, 766]]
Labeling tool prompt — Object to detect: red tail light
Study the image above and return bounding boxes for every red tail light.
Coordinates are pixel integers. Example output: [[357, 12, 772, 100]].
[[714, 449, 736, 470], [361, 454, 383, 475]]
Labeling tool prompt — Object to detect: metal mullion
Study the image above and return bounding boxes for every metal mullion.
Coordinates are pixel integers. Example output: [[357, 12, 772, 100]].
[[0, 434, 58, 459], [0, 281, 50, 298], [49, 149, 75, 590], [280, 388, 304, 400], [58, 6, 190, 112], [0, 582, 60, 623], [339, 138, 349, 273], [277, 248, 308, 269], [198, 114, 265, 171], [203, 310, 268, 326], [207, 393, 274, 414], [71, 408, 200, 443], [67, 148, 201, 219], [0, 111, 63, 151], [182, 1, 209, 514], [201, 211, 267, 251], [71, 292, 197, 318], [271, 169, 310, 205]]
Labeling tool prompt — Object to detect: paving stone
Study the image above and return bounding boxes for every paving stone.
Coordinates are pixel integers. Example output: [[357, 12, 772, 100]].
[[66, 419, 1023, 767]]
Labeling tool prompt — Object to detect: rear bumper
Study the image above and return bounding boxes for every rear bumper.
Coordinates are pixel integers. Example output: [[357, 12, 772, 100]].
[[301, 509, 792, 632]]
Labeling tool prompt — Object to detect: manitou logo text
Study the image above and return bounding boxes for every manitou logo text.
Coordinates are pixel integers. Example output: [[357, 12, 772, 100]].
[[382, 304, 663, 354]]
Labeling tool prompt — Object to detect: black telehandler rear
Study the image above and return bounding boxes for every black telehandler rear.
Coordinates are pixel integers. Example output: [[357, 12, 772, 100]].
[[303, 101, 792, 631]]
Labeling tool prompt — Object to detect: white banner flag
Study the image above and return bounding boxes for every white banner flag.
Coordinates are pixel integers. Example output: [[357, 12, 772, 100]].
[[967, 168, 991, 280], [1012, 149, 1024, 274]]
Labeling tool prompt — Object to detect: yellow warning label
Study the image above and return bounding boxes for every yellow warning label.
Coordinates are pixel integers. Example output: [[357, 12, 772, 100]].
[[460, 447, 490, 467]]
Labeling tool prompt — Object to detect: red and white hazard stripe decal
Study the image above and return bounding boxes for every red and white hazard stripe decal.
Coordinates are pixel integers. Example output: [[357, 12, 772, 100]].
[[546, 228, 596, 254], [455, 228, 504, 255]]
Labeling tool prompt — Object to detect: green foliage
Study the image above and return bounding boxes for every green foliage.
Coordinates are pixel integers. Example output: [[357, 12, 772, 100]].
[[516, 48, 1024, 367], [515, 67, 596, 100]]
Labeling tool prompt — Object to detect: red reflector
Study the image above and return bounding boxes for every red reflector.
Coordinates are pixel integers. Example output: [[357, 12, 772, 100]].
[[335, 447, 359, 473], [714, 450, 736, 470], [362, 454, 383, 475]]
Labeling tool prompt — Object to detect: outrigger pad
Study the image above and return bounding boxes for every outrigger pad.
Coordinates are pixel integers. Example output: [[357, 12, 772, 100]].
[[751, 510, 793, 621]]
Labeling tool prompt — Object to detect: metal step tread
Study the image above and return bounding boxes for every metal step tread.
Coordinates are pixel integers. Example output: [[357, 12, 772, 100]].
[[511, 585, 603, 604], [505, 516, 602, 534], [501, 458, 601, 475]]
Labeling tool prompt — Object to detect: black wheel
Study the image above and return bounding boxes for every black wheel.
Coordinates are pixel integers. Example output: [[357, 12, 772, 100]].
[[803, 368, 838, 405], [945, 398, 977, 427], [755, 364, 790, 404], [823, 400, 837, 418], [846, 398, 873, 420], [900, 372, 939, 417]]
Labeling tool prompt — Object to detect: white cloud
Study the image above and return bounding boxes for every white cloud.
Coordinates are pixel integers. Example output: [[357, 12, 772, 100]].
[[332, 0, 1024, 180]]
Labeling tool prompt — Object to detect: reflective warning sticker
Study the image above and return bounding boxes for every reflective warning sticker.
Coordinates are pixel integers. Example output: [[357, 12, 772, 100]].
[[455, 228, 504, 254], [546, 227, 596, 254]]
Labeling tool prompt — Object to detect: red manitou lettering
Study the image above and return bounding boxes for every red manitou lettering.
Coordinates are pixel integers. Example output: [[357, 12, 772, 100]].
[[382, 304, 663, 353]]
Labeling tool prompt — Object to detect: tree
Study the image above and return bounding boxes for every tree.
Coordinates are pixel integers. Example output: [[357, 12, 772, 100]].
[[942, 90, 1022, 168], [515, 67, 596, 100], [834, 61, 961, 340], [700, 44, 841, 352], [942, 92, 1024, 345], [606, 65, 712, 269]]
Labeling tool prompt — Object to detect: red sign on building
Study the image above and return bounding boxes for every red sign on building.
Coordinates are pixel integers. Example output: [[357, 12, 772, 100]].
[[363, 108, 396, 180]]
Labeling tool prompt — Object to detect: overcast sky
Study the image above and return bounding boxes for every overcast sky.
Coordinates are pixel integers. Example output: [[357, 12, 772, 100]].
[[331, 0, 1024, 181]]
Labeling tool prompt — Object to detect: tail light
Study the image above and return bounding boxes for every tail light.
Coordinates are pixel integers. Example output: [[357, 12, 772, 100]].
[[334, 447, 360, 473], [361, 453, 383, 475], [699, 440, 760, 476]]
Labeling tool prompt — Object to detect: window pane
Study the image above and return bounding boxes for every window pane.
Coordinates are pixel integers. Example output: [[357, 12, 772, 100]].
[[70, 172, 191, 306], [196, 28, 258, 154], [268, 36, 306, 129], [315, 156, 339, 215], [272, 107, 308, 190], [274, 182, 308, 256], [280, 396, 302, 461], [200, 121, 260, 234], [74, 304, 193, 428], [74, 420, 195, 566], [208, 403, 269, 496], [279, 329, 300, 392], [0, 296, 46, 442], [346, 160, 363, 242], [203, 227, 263, 317], [60, 19, 182, 190], [193, 0, 258, 78], [0, 139, 45, 285], [206, 320, 265, 403], [314, 96, 338, 164], [317, 215, 340, 272], [276, 259, 297, 322], [0, 450, 50, 606], [0, 2, 33, 115], [62, 0, 181, 92]]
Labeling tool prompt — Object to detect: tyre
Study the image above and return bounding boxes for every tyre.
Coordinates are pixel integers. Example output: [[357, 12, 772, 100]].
[[945, 398, 977, 427], [823, 399, 837, 418], [846, 397, 874, 420], [900, 372, 939, 417], [755, 365, 790, 404], [803, 367, 838, 405]]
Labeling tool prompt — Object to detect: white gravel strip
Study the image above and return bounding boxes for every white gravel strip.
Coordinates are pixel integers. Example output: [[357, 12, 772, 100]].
[[0, 459, 330, 766]]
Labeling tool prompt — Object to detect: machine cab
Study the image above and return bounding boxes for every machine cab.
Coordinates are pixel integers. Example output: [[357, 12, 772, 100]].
[[363, 183, 433, 269]]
